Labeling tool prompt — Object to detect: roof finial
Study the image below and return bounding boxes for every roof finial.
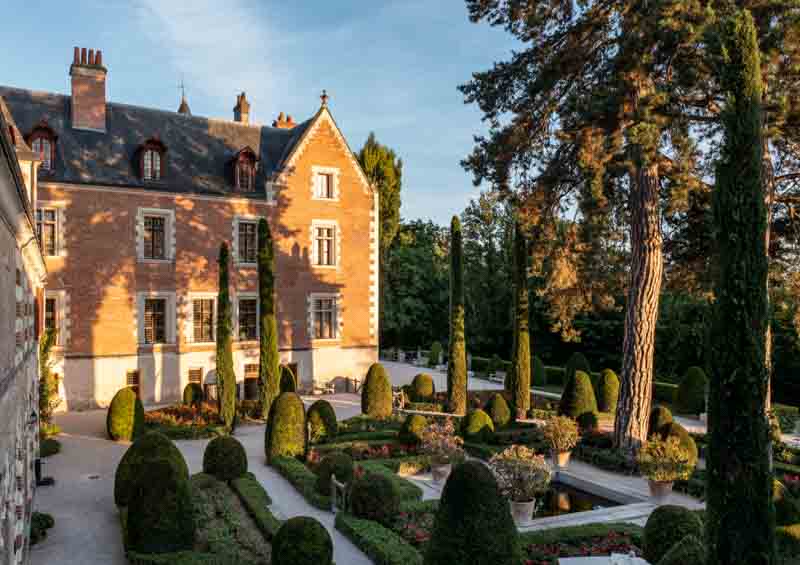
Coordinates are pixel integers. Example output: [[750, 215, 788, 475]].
[[320, 89, 329, 107], [177, 77, 191, 116]]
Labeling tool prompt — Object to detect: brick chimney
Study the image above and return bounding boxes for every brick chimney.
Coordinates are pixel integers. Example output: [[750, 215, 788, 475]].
[[233, 92, 250, 124], [272, 112, 296, 129], [70, 46, 107, 132]]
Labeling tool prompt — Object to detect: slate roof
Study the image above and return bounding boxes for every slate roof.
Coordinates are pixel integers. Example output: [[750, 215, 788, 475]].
[[0, 86, 314, 197]]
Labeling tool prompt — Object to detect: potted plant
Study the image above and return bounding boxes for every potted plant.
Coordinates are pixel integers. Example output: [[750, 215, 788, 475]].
[[542, 416, 579, 469], [637, 436, 694, 501], [419, 418, 465, 483], [489, 445, 552, 525]]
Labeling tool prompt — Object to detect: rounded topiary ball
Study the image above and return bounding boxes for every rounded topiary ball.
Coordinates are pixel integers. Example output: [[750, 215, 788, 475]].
[[202, 436, 248, 482], [425, 460, 520, 565], [461, 409, 494, 442], [649, 405, 674, 437], [400, 414, 428, 444], [265, 392, 306, 463], [272, 517, 333, 565], [107, 387, 145, 442], [280, 365, 297, 394], [411, 373, 435, 402], [307, 400, 338, 444], [350, 471, 400, 526], [558, 370, 598, 420], [182, 383, 203, 407], [774, 478, 800, 526], [656, 534, 706, 565], [532, 355, 547, 387], [676, 366, 707, 415], [596, 369, 619, 413], [115, 432, 189, 507], [643, 504, 703, 564], [315, 452, 354, 495], [565, 352, 591, 381], [485, 393, 511, 429], [127, 457, 195, 554], [361, 363, 392, 419], [658, 422, 698, 469]]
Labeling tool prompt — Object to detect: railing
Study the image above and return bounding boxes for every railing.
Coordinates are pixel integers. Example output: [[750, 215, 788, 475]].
[[331, 473, 348, 514]]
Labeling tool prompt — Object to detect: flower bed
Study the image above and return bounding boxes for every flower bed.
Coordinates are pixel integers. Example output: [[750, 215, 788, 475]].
[[519, 523, 643, 564], [144, 404, 225, 440], [309, 440, 415, 462]]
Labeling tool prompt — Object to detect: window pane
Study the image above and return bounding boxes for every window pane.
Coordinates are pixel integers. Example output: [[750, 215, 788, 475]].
[[313, 297, 336, 339], [144, 216, 165, 259], [144, 150, 152, 180], [144, 299, 166, 344], [44, 298, 57, 332], [238, 222, 257, 263], [239, 299, 257, 340], [193, 299, 214, 342]]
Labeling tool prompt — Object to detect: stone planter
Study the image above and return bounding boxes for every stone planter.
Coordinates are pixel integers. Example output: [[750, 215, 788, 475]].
[[648, 480, 674, 501], [553, 450, 572, 470], [510, 499, 536, 526], [431, 463, 452, 484]]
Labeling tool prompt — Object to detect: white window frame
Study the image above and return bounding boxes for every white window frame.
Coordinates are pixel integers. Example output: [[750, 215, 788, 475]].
[[311, 166, 340, 201], [307, 292, 342, 342], [36, 201, 67, 257], [136, 208, 175, 263], [185, 292, 217, 344], [310, 219, 340, 269], [232, 215, 263, 267], [234, 292, 259, 342], [44, 290, 69, 347], [136, 291, 176, 345]]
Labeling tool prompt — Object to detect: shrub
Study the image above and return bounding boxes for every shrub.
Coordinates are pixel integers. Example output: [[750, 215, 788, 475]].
[[182, 383, 203, 407], [648, 405, 674, 437], [107, 387, 145, 441], [361, 363, 392, 419], [115, 432, 189, 507], [411, 373, 435, 402], [542, 416, 579, 453], [565, 352, 591, 382], [576, 411, 599, 433], [774, 478, 800, 526], [638, 436, 695, 482], [642, 504, 703, 564], [485, 393, 512, 429], [656, 534, 706, 565], [653, 382, 679, 404], [280, 365, 297, 393], [461, 409, 494, 442], [532, 356, 547, 387], [558, 370, 598, 420], [428, 342, 443, 367], [350, 471, 401, 526], [40, 438, 60, 458], [307, 400, 338, 444], [776, 524, 800, 557], [596, 369, 619, 413], [272, 516, 333, 565], [425, 460, 520, 565], [400, 414, 428, 444], [657, 422, 698, 470], [676, 366, 707, 414], [335, 512, 423, 565], [265, 392, 306, 463], [126, 457, 195, 554], [202, 436, 247, 482], [30, 512, 54, 546], [545, 366, 566, 387], [315, 452, 354, 495]]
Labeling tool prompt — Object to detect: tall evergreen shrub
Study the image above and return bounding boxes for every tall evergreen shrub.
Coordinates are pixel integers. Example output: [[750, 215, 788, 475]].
[[447, 216, 467, 415], [510, 218, 531, 419], [258, 219, 280, 422], [216, 242, 236, 431]]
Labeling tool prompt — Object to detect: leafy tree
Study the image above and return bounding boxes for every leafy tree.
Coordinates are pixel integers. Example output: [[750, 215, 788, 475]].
[[510, 218, 531, 419], [448, 216, 467, 415], [38, 327, 60, 425], [216, 242, 236, 431], [258, 219, 280, 422]]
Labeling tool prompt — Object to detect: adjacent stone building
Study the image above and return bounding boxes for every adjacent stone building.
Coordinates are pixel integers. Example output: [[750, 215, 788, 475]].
[[0, 93, 47, 563], [0, 47, 378, 410]]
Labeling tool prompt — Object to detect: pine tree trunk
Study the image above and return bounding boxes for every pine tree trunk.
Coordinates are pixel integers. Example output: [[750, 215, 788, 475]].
[[762, 141, 774, 413], [258, 219, 280, 423], [511, 219, 531, 420], [706, 11, 774, 564], [448, 216, 467, 415], [614, 157, 663, 451]]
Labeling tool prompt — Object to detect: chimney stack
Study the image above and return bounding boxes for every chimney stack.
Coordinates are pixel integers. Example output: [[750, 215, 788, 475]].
[[233, 92, 250, 124], [70, 46, 107, 132], [272, 112, 296, 129]]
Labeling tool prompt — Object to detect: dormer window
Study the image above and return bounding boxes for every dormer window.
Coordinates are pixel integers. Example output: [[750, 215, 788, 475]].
[[27, 121, 57, 171], [232, 147, 257, 193], [138, 139, 166, 182]]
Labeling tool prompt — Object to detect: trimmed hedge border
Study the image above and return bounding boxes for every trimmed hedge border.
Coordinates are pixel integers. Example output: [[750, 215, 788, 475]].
[[230, 472, 282, 540], [334, 512, 423, 565], [269, 456, 331, 510], [518, 521, 644, 548], [356, 461, 423, 502]]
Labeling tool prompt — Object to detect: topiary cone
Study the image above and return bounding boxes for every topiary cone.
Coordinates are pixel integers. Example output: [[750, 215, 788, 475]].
[[107, 387, 145, 441], [361, 363, 392, 419]]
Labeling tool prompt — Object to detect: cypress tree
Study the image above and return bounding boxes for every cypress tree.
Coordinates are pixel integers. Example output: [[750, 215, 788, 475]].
[[510, 218, 530, 420], [707, 10, 774, 564], [216, 242, 236, 431], [258, 219, 280, 422], [447, 216, 467, 415]]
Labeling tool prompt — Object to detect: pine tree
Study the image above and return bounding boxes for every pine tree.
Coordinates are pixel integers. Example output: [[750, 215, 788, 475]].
[[216, 242, 236, 431], [258, 219, 280, 422], [510, 217, 530, 420], [447, 216, 467, 415], [706, 10, 774, 563]]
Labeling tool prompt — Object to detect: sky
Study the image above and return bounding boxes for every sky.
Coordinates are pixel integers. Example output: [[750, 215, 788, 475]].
[[2, 1, 519, 225]]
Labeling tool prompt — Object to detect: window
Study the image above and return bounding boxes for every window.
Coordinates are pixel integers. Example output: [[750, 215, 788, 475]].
[[144, 298, 166, 344], [44, 297, 57, 335], [312, 297, 337, 339], [192, 299, 214, 343], [32, 137, 52, 170], [127, 370, 140, 397], [238, 221, 258, 264], [238, 298, 257, 340], [36, 208, 57, 256], [143, 215, 165, 259], [245, 364, 258, 378], [315, 172, 334, 199], [188, 368, 203, 384], [143, 149, 161, 181], [314, 225, 336, 266], [236, 161, 255, 192]]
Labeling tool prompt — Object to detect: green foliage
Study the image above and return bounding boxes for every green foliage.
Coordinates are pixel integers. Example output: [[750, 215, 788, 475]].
[[643, 505, 704, 564], [335, 511, 423, 565], [202, 436, 247, 482], [30, 512, 54, 546], [558, 370, 598, 420], [182, 383, 203, 407], [115, 432, 189, 507], [270, 456, 331, 510], [362, 363, 392, 419], [38, 327, 60, 424], [350, 471, 401, 526], [358, 133, 403, 262], [400, 414, 428, 444], [308, 400, 338, 443], [485, 393, 511, 429], [356, 461, 424, 502], [532, 356, 547, 387], [216, 242, 236, 432], [107, 387, 145, 441], [411, 373, 435, 402], [511, 218, 531, 419], [229, 473, 282, 539], [648, 405, 674, 437], [461, 409, 495, 443], [272, 517, 333, 565], [265, 392, 306, 463], [566, 353, 591, 383], [448, 216, 467, 415], [653, 382, 679, 405], [424, 460, 520, 565], [656, 534, 706, 565], [676, 366, 707, 414], [576, 411, 599, 433], [315, 452, 354, 495], [773, 479, 800, 526], [428, 342, 442, 366], [658, 422, 699, 470], [39, 438, 60, 458], [596, 369, 619, 413], [776, 524, 800, 557], [258, 218, 280, 424], [279, 365, 297, 393]]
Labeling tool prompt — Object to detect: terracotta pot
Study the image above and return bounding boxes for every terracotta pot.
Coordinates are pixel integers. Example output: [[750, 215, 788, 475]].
[[553, 450, 572, 469], [510, 499, 536, 525], [648, 480, 674, 501], [431, 463, 452, 484]]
